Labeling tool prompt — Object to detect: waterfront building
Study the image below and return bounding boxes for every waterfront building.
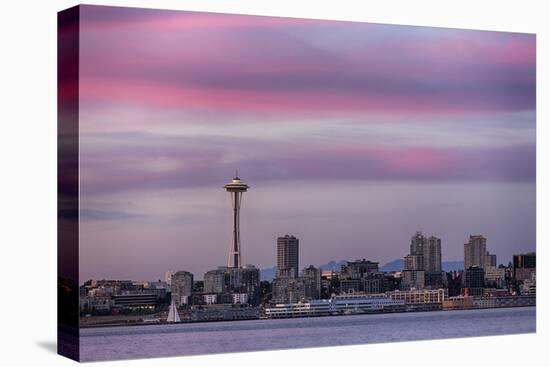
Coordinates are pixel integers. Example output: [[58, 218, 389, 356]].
[[204, 294, 217, 304], [338, 260, 383, 294], [203, 265, 260, 304], [321, 270, 339, 298], [463, 266, 485, 296], [521, 272, 536, 296], [277, 235, 300, 278], [112, 292, 159, 310], [204, 267, 230, 294], [80, 296, 112, 314], [232, 293, 249, 304], [484, 267, 505, 288], [272, 276, 306, 304], [190, 304, 260, 321], [386, 288, 447, 305], [442, 296, 474, 310], [362, 274, 386, 294], [340, 259, 379, 278], [229, 265, 261, 304], [302, 265, 322, 299], [224, 174, 250, 268], [424, 271, 446, 289], [401, 269, 425, 290], [340, 278, 361, 294], [473, 295, 536, 308], [171, 270, 194, 306], [464, 235, 487, 269], [513, 252, 536, 282]]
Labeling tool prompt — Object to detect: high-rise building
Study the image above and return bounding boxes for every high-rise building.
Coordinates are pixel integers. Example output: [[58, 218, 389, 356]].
[[513, 252, 536, 282], [425, 236, 442, 273], [302, 265, 322, 299], [513, 253, 536, 269], [170, 271, 193, 306], [277, 235, 299, 278], [464, 235, 487, 270], [410, 231, 426, 270], [403, 232, 442, 289], [224, 173, 250, 268]]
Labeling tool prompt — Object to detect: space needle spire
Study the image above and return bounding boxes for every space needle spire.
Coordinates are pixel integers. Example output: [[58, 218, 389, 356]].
[[224, 172, 249, 268]]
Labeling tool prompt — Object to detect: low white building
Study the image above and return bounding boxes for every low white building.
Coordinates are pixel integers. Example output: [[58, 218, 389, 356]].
[[386, 288, 447, 304], [204, 294, 217, 305], [232, 293, 249, 304]]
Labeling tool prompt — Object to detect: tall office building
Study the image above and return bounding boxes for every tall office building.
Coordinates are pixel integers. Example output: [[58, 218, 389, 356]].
[[410, 231, 426, 270], [425, 236, 442, 273], [464, 235, 487, 269], [171, 271, 193, 306], [409, 232, 441, 273], [403, 232, 442, 290], [277, 235, 299, 278]]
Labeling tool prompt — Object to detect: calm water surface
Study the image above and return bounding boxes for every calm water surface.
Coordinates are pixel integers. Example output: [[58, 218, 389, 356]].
[[80, 307, 536, 361]]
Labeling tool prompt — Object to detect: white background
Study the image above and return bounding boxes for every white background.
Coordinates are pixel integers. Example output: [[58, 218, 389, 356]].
[[0, 0, 548, 366]]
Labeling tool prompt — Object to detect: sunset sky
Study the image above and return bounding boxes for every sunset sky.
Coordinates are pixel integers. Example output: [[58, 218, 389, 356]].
[[77, 5, 535, 281]]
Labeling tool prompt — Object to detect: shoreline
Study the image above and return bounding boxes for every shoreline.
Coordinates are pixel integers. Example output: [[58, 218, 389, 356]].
[[79, 304, 536, 329]]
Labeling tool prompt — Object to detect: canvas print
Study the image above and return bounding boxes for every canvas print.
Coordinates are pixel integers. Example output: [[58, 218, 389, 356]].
[[58, 5, 536, 362]]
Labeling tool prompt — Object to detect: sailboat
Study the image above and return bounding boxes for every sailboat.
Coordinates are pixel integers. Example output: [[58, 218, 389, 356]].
[[166, 299, 181, 323]]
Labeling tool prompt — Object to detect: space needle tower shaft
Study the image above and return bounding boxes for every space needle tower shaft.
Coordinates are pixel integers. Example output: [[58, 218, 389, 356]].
[[224, 172, 249, 268]]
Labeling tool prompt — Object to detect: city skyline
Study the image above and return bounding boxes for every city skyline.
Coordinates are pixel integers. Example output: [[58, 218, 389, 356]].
[[77, 6, 535, 281]]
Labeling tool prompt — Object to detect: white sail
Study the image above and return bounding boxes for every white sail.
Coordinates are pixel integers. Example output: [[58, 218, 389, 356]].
[[166, 299, 181, 323]]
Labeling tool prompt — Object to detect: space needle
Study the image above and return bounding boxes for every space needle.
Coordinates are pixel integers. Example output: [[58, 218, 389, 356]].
[[224, 171, 250, 268]]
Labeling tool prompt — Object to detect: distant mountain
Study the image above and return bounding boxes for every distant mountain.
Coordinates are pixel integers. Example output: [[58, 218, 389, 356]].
[[442, 261, 464, 271], [319, 260, 347, 271], [260, 266, 276, 281], [379, 259, 404, 272], [260, 259, 464, 281], [380, 259, 464, 272]]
